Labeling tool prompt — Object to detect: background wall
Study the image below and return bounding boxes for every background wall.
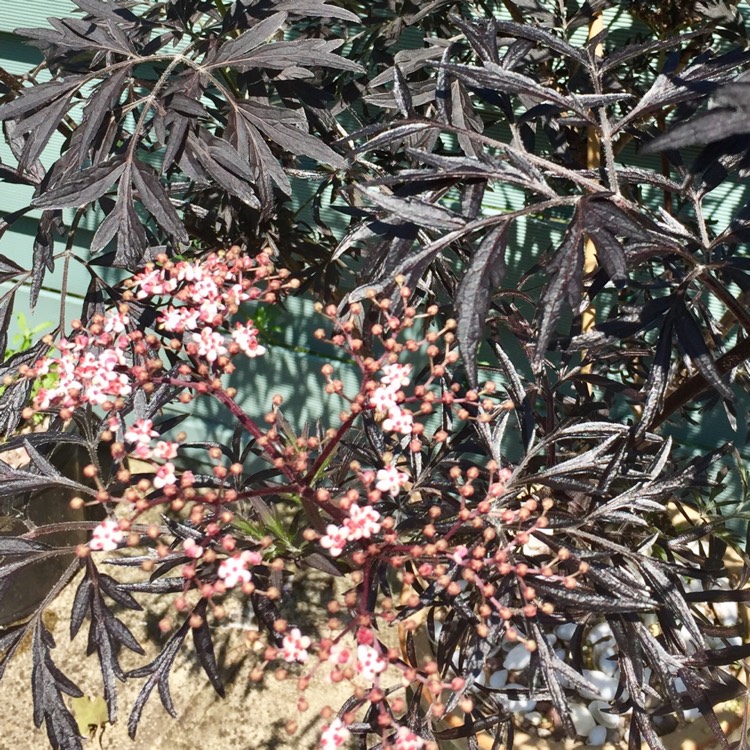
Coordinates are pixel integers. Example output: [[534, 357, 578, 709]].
[[1, 2, 749, 526]]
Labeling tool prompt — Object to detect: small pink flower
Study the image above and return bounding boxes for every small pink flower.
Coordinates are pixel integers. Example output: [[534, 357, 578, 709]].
[[345, 504, 381, 541], [232, 321, 267, 358], [191, 327, 228, 363], [380, 363, 412, 388], [89, 519, 124, 552], [281, 627, 312, 663], [394, 726, 425, 750], [183, 538, 204, 559], [125, 419, 158, 445], [103, 310, 130, 334], [356, 644, 386, 681], [131, 443, 152, 460], [152, 440, 178, 460], [375, 465, 408, 496], [153, 462, 177, 489], [320, 718, 350, 750], [320, 524, 350, 557], [217, 554, 252, 588], [382, 406, 414, 435], [370, 386, 397, 413], [328, 642, 352, 667], [241, 549, 262, 566], [159, 306, 200, 332]]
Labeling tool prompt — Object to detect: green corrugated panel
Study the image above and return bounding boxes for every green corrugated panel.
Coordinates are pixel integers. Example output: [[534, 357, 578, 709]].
[[0, 0, 75, 34]]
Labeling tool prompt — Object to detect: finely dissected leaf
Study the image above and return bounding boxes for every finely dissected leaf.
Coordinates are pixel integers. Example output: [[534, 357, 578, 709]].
[[127, 617, 191, 738], [393, 64, 413, 118], [211, 13, 289, 66], [237, 101, 346, 169], [32, 162, 126, 209], [674, 300, 733, 400], [0, 536, 50, 555], [0, 288, 15, 357], [493, 20, 588, 65], [77, 68, 131, 164], [23, 438, 64, 479], [634, 316, 674, 441], [0, 77, 84, 123], [617, 48, 750, 132], [192, 600, 224, 697], [0, 461, 95, 499], [188, 134, 260, 209], [16, 93, 74, 169], [0, 253, 23, 282], [533, 207, 585, 371], [357, 185, 465, 230], [97, 574, 142, 610], [442, 62, 573, 112], [30, 211, 59, 310], [528, 621, 589, 737], [131, 161, 188, 244], [528, 575, 658, 612], [70, 574, 93, 640], [0, 378, 34, 433], [31, 621, 84, 750], [640, 560, 705, 648], [350, 122, 434, 153], [110, 181, 148, 269], [457, 224, 509, 388], [229, 38, 363, 73]]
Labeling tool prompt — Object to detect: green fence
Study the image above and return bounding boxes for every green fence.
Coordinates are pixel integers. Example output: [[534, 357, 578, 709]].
[[2, 2, 749, 521]]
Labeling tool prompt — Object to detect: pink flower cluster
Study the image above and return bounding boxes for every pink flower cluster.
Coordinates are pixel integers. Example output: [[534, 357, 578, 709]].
[[369, 363, 414, 435], [33, 312, 135, 410], [130, 253, 261, 332], [129, 252, 269, 366], [124, 419, 178, 462], [394, 726, 425, 750], [89, 518, 124, 552], [356, 643, 387, 681], [319, 718, 350, 750], [280, 627, 311, 663], [190, 327, 228, 363], [217, 549, 261, 588], [231, 321, 266, 357], [375, 465, 408, 496], [320, 503, 382, 557]]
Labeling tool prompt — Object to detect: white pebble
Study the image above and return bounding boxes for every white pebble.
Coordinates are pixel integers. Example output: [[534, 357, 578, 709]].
[[525, 711, 543, 727], [589, 700, 621, 729], [593, 643, 618, 676], [587, 622, 613, 645], [489, 669, 508, 689], [555, 623, 577, 642], [503, 643, 531, 671], [499, 683, 536, 713], [522, 528, 553, 557], [587, 725, 608, 746], [713, 602, 737, 625], [570, 701, 596, 737], [580, 670, 619, 701]]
